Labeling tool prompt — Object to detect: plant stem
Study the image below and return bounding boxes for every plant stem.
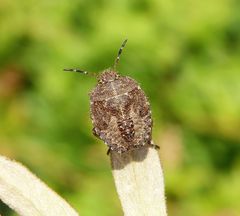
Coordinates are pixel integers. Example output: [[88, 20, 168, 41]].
[[110, 146, 167, 216], [0, 155, 79, 216]]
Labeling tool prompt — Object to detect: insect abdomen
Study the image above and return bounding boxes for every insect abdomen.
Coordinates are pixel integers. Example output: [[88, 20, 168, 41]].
[[117, 118, 135, 142]]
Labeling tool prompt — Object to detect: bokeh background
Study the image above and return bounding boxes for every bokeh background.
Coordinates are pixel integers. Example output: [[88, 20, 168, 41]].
[[0, 0, 240, 215]]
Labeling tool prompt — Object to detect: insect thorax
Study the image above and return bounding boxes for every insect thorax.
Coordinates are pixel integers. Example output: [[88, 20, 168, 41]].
[[91, 71, 137, 102]]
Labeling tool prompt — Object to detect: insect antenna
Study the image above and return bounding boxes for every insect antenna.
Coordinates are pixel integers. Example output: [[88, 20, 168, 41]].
[[63, 68, 96, 77], [113, 39, 128, 70]]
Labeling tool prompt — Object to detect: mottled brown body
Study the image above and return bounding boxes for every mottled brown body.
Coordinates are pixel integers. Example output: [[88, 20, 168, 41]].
[[90, 70, 153, 153], [64, 39, 156, 154]]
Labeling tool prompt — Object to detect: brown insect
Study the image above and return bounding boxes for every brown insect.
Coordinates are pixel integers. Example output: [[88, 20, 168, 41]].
[[64, 39, 158, 154]]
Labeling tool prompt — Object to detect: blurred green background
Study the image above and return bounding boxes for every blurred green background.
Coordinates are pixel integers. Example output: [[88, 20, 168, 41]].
[[0, 0, 240, 215]]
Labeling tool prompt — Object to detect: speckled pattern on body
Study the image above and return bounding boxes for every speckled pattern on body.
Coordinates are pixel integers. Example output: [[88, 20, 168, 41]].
[[64, 40, 156, 154], [90, 69, 153, 153]]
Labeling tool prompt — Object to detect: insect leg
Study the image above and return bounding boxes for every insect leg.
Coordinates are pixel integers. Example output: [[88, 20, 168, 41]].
[[149, 143, 160, 150], [107, 148, 111, 155]]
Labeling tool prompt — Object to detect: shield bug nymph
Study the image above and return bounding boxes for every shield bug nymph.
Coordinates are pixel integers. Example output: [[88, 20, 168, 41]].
[[64, 39, 158, 154]]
